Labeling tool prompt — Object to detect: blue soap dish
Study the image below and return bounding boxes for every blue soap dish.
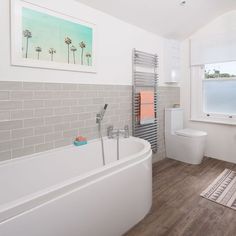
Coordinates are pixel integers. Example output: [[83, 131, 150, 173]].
[[74, 140, 87, 146]]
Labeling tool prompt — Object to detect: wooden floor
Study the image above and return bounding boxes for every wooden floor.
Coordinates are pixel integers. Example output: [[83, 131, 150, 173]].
[[125, 157, 236, 236]]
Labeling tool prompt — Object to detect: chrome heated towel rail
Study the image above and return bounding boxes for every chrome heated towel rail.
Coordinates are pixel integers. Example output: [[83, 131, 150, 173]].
[[132, 49, 159, 153]]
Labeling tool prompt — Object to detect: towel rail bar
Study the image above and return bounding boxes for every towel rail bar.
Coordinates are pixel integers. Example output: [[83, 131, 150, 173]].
[[132, 49, 159, 153], [134, 50, 157, 57]]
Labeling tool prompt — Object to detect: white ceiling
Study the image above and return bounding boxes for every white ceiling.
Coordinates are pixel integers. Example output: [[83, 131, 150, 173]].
[[76, 0, 236, 40]]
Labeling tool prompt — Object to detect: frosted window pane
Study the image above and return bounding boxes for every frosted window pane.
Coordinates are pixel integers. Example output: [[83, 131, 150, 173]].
[[203, 80, 236, 115]]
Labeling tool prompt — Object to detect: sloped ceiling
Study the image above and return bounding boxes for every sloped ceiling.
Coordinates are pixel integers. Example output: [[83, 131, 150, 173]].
[[76, 0, 236, 40]]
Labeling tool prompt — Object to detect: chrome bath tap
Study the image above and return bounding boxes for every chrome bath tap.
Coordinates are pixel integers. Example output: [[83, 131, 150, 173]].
[[107, 125, 129, 139], [107, 125, 129, 161]]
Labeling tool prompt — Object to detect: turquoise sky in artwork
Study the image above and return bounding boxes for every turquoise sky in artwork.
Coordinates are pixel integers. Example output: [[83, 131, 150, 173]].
[[22, 7, 93, 65]]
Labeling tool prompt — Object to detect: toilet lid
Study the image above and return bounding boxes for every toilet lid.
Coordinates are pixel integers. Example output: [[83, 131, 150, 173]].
[[175, 128, 207, 137]]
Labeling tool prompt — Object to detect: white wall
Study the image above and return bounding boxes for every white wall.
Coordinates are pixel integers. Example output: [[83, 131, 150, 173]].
[[180, 11, 236, 164], [0, 0, 168, 85]]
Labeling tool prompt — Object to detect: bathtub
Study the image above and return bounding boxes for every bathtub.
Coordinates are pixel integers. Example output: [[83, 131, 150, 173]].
[[0, 136, 152, 236]]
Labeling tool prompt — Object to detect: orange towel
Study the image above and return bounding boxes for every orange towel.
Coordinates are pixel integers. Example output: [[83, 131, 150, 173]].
[[140, 91, 155, 125]]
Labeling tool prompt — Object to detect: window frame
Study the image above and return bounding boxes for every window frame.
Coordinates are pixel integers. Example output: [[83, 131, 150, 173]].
[[190, 65, 236, 125]]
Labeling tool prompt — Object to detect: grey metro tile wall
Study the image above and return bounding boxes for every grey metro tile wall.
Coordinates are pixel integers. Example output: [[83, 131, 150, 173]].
[[0, 81, 132, 161], [0, 81, 179, 163]]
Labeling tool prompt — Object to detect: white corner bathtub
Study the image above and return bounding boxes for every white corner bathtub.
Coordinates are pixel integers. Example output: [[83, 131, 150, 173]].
[[0, 136, 152, 236]]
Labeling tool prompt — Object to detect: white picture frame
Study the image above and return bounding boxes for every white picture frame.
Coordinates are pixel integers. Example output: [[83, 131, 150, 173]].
[[11, 0, 97, 73]]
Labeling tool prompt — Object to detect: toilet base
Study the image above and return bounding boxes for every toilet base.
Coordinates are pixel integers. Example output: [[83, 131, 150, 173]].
[[165, 134, 206, 165]]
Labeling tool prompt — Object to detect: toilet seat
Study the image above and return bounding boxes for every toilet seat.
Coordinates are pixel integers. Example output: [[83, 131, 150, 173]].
[[175, 128, 207, 138]]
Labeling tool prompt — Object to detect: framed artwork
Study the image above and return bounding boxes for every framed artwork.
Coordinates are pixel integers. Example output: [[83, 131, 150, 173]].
[[11, 0, 96, 73]]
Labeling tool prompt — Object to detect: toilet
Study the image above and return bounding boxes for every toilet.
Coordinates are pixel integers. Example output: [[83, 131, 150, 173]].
[[165, 108, 207, 164]]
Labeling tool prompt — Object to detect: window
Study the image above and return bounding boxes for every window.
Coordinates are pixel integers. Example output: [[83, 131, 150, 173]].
[[190, 27, 236, 124], [190, 61, 236, 124], [203, 62, 236, 118]]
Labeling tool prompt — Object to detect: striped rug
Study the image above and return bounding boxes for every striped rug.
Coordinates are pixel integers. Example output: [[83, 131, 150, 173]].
[[201, 169, 236, 210]]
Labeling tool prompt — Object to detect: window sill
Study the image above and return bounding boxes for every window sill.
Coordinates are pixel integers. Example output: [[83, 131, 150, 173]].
[[190, 118, 236, 126]]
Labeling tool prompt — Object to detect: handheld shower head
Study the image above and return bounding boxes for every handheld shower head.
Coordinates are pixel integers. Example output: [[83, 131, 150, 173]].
[[100, 104, 108, 119], [104, 104, 108, 110], [96, 104, 108, 124]]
